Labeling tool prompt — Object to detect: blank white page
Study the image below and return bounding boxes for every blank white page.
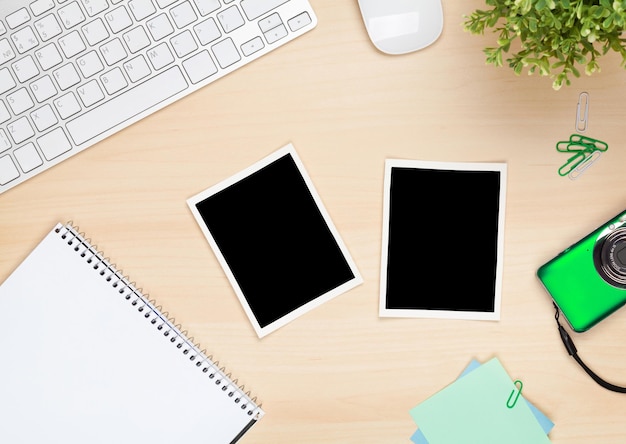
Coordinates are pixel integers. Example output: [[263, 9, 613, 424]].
[[0, 223, 263, 443]]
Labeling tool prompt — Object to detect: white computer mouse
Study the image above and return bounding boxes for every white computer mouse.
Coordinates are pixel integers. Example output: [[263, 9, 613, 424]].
[[357, 0, 443, 55]]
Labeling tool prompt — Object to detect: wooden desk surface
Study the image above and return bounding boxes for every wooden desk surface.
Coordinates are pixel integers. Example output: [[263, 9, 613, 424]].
[[2, 1, 626, 442]]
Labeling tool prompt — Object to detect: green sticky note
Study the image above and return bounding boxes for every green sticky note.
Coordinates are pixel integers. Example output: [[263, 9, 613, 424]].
[[410, 358, 552, 444]]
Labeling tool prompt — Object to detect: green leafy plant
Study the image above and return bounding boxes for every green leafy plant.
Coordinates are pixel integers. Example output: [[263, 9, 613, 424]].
[[464, 0, 626, 89]]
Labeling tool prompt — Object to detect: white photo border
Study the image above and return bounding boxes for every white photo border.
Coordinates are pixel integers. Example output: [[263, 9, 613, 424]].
[[188, 143, 363, 338], [379, 159, 507, 321]]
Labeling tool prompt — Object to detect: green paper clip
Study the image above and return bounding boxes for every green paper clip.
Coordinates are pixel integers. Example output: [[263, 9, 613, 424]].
[[558, 150, 589, 176], [507, 379, 523, 409], [569, 134, 608, 152], [556, 140, 586, 152], [556, 135, 608, 153]]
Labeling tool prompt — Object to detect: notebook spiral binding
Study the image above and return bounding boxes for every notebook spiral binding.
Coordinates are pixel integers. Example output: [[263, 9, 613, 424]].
[[54, 222, 262, 419]]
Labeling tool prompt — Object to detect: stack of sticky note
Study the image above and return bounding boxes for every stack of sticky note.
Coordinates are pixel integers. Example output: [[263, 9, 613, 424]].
[[410, 358, 554, 444]]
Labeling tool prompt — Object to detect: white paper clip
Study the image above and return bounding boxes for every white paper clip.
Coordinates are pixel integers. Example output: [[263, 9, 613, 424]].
[[575, 92, 589, 133], [568, 149, 602, 180]]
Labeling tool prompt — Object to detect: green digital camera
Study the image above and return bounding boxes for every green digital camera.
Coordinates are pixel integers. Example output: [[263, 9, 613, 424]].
[[538, 210, 626, 332]]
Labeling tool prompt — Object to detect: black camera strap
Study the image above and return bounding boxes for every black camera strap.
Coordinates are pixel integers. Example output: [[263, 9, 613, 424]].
[[553, 302, 626, 393]]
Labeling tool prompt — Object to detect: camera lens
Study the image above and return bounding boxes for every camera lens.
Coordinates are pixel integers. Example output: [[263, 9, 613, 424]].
[[595, 228, 626, 288]]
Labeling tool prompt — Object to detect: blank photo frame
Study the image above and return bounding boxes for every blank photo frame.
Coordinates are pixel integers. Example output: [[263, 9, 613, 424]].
[[379, 159, 507, 320], [188, 144, 362, 338]]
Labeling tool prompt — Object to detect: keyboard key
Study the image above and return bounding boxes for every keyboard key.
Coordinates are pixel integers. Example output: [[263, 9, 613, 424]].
[[105, 6, 133, 33], [66, 66, 188, 145], [6, 8, 31, 29], [0, 67, 16, 94], [240, 0, 288, 21], [82, 0, 109, 17], [37, 127, 72, 160], [76, 50, 104, 77], [14, 142, 43, 172], [170, 30, 198, 58], [123, 26, 151, 53], [129, 0, 157, 21], [30, 0, 56, 17], [182, 50, 217, 83], [211, 37, 240, 68], [34, 43, 63, 70], [147, 14, 174, 41], [100, 38, 127, 65], [58, 31, 86, 58], [264, 24, 287, 44], [193, 0, 221, 16], [7, 88, 34, 114], [30, 75, 57, 102], [146, 42, 175, 70], [11, 27, 39, 54], [82, 18, 110, 46], [123, 55, 151, 82], [155, 0, 179, 7], [30, 104, 58, 131], [0, 101, 11, 123], [34, 14, 63, 41], [194, 18, 221, 45], [53, 63, 81, 90], [288, 11, 312, 32], [58, 1, 87, 29], [217, 6, 244, 33], [241, 36, 264, 57], [100, 67, 128, 94], [76, 79, 105, 107], [54, 91, 81, 119], [171, 2, 198, 29], [0, 129, 11, 151], [258, 13, 282, 33], [7, 117, 35, 144], [12, 56, 40, 82], [0, 39, 16, 65], [0, 155, 20, 185]]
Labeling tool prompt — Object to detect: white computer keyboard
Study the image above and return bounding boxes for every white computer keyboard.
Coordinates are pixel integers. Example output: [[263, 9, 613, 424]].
[[0, 0, 317, 195]]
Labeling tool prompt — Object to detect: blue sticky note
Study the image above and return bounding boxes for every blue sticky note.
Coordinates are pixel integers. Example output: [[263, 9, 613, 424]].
[[410, 359, 554, 443], [411, 428, 429, 444]]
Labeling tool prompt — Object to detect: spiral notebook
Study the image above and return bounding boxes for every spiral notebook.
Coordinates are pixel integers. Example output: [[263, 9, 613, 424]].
[[0, 223, 263, 443]]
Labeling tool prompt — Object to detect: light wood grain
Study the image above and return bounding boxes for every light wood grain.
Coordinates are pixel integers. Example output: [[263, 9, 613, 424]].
[[3, 1, 626, 442]]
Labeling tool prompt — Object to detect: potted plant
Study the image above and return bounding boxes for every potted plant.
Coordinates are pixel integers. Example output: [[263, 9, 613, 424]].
[[463, 0, 626, 89]]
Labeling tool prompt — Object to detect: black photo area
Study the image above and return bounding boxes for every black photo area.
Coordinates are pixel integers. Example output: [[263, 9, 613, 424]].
[[195, 154, 355, 328], [386, 167, 502, 313]]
